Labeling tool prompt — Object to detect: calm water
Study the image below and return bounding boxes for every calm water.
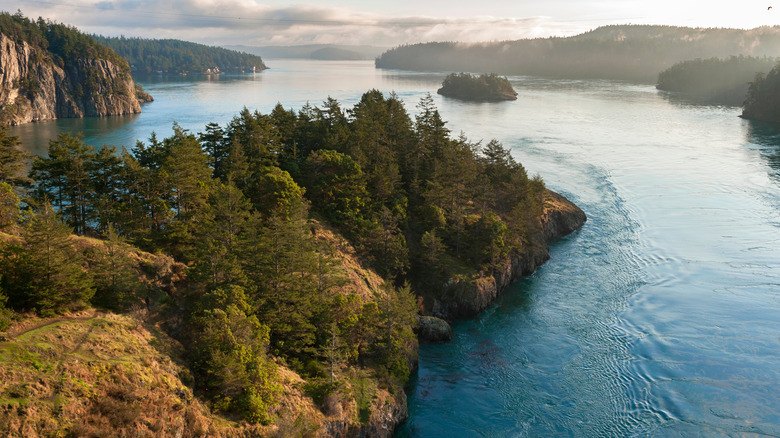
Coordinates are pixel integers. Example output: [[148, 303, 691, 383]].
[[12, 60, 780, 437]]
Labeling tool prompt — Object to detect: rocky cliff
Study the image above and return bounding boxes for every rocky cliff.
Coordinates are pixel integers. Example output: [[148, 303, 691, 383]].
[[431, 189, 586, 319], [0, 34, 141, 125]]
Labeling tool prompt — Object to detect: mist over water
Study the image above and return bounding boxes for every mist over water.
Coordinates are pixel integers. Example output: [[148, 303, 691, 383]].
[[13, 60, 780, 437]]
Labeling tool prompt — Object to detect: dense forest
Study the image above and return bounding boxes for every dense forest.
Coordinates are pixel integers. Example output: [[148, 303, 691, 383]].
[[376, 25, 780, 83], [437, 73, 517, 101], [657, 56, 779, 105], [0, 90, 555, 434], [93, 36, 267, 75], [742, 63, 780, 122]]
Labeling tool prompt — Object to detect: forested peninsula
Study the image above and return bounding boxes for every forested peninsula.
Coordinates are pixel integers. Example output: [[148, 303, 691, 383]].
[[93, 36, 267, 75], [437, 73, 517, 102], [0, 89, 584, 436], [657, 56, 779, 106], [376, 25, 780, 83], [742, 62, 780, 122], [0, 12, 142, 125]]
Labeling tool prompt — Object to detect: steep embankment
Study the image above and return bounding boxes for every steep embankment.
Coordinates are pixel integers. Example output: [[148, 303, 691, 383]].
[[431, 189, 585, 320], [0, 34, 141, 125]]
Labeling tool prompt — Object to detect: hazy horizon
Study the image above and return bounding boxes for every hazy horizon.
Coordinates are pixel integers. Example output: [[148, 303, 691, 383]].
[[5, 0, 780, 48]]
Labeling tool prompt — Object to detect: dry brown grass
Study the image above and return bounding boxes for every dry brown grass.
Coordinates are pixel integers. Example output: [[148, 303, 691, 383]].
[[0, 312, 218, 437]]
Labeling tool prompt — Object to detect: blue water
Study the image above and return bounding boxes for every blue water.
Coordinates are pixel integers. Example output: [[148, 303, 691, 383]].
[[12, 60, 780, 437]]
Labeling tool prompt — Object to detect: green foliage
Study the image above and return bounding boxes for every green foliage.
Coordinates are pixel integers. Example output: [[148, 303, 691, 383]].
[[93, 35, 266, 75], [742, 63, 780, 122], [0, 12, 128, 73], [245, 166, 306, 217], [5, 87, 549, 428], [29, 133, 96, 235], [303, 150, 368, 233], [0, 278, 11, 331], [88, 226, 143, 311], [657, 56, 779, 105], [0, 203, 94, 316], [438, 73, 517, 101], [190, 285, 280, 424], [0, 182, 20, 230]]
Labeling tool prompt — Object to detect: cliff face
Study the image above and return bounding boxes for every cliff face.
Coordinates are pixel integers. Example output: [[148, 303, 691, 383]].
[[0, 34, 141, 125], [431, 189, 586, 319]]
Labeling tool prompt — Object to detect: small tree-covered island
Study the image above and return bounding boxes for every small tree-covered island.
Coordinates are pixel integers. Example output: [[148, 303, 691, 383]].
[[437, 73, 518, 102]]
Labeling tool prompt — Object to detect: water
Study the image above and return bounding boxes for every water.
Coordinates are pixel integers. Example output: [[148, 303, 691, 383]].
[[12, 60, 780, 437]]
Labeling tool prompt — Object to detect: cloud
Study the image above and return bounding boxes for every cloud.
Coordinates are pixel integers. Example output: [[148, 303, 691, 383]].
[[12, 0, 587, 46]]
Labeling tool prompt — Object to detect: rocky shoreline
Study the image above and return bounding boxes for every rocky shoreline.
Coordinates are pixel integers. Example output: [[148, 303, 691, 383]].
[[418, 189, 586, 340]]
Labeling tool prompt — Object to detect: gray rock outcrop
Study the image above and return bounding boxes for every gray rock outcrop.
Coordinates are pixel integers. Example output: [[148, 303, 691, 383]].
[[0, 34, 141, 125]]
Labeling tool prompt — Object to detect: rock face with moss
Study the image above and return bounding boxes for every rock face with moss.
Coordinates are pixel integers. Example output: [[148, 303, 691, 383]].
[[0, 13, 142, 125], [437, 73, 518, 102]]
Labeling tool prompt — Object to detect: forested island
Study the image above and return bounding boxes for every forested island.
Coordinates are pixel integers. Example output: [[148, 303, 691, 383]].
[[437, 73, 518, 102], [0, 89, 584, 435], [0, 11, 142, 125], [657, 56, 779, 105], [93, 36, 267, 75], [376, 25, 780, 83]]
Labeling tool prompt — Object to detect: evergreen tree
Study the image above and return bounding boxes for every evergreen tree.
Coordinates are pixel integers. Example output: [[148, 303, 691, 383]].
[[0, 182, 20, 230], [190, 285, 280, 424], [90, 225, 142, 311], [29, 133, 96, 235], [0, 126, 30, 186], [0, 203, 94, 315]]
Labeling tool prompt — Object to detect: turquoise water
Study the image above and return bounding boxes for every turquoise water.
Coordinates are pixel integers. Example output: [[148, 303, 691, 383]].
[[12, 60, 780, 437]]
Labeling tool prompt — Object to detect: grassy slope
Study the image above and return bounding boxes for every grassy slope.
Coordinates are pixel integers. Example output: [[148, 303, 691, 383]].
[[0, 225, 409, 437]]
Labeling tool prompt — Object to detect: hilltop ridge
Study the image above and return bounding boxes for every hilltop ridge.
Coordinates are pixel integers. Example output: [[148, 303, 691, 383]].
[[376, 24, 780, 83]]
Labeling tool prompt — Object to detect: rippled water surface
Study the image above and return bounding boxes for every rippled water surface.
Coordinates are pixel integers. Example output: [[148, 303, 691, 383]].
[[12, 60, 780, 437]]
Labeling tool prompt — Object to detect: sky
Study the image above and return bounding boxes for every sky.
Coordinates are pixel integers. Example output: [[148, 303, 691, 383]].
[[3, 0, 779, 48]]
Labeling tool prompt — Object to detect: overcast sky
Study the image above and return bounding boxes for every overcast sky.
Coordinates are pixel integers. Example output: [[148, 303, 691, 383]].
[[4, 0, 779, 47]]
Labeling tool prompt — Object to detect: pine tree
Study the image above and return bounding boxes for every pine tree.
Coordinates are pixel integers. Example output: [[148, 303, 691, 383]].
[[0, 125, 30, 186], [90, 225, 142, 311], [2, 203, 94, 315], [29, 133, 96, 235]]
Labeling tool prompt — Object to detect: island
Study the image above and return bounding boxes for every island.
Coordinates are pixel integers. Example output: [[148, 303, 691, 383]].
[[437, 73, 518, 101]]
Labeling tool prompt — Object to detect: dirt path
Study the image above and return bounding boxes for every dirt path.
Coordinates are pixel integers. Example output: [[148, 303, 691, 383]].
[[2, 310, 100, 340]]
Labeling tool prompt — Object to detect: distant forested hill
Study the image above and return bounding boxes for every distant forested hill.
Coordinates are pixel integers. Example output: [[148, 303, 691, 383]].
[[94, 36, 267, 75], [376, 25, 780, 83], [657, 56, 779, 105], [225, 44, 386, 60]]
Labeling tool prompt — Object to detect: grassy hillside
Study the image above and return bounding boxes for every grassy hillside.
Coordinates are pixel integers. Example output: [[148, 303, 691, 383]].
[[0, 227, 411, 437]]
